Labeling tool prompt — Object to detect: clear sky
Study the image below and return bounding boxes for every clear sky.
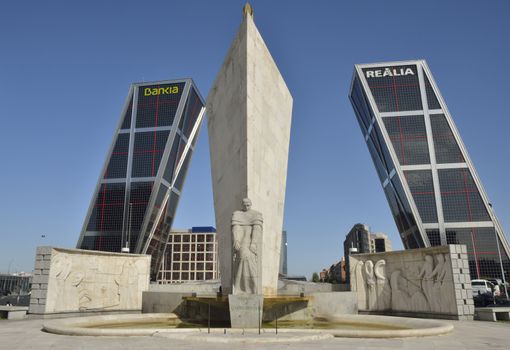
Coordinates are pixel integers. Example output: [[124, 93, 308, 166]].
[[1, 0, 509, 280]]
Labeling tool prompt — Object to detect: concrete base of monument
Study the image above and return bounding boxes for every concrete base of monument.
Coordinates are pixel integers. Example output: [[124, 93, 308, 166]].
[[143, 291, 353, 324], [42, 313, 454, 340], [228, 294, 263, 328], [172, 294, 313, 325]]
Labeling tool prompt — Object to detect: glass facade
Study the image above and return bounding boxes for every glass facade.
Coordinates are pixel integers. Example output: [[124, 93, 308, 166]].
[[362, 65, 422, 112], [445, 227, 510, 280], [438, 168, 490, 223], [77, 79, 205, 280], [404, 170, 438, 223], [156, 228, 219, 283], [426, 229, 441, 247], [349, 60, 510, 281], [430, 114, 464, 163], [383, 115, 430, 165]]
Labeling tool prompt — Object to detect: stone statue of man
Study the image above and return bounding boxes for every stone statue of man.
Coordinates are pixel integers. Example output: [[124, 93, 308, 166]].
[[231, 198, 263, 294]]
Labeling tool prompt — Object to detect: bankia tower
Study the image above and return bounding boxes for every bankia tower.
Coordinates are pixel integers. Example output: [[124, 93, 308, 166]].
[[77, 80, 205, 279], [349, 60, 510, 281]]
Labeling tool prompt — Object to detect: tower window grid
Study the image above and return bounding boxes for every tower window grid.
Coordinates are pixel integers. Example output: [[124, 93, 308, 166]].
[[158, 231, 219, 283], [349, 60, 510, 283], [76, 79, 206, 281]]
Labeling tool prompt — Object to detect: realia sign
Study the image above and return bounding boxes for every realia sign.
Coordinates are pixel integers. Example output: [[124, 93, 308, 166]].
[[365, 67, 415, 78]]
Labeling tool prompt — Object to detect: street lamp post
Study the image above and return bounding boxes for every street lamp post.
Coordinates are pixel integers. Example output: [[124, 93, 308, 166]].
[[122, 203, 133, 253]]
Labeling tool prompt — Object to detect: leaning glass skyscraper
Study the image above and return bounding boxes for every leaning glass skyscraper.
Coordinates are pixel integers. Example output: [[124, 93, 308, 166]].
[[76, 79, 205, 279], [349, 60, 510, 282]]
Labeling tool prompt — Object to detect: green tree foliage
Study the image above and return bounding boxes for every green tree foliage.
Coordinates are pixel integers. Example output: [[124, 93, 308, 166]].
[[311, 272, 320, 283]]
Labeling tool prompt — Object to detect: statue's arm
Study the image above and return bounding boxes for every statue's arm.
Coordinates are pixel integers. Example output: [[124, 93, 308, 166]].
[[249, 224, 262, 255], [232, 224, 242, 251], [364, 263, 375, 285]]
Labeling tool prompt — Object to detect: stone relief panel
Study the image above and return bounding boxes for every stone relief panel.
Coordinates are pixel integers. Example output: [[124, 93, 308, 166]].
[[350, 245, 470, 317], [45, 248, 150, 313]]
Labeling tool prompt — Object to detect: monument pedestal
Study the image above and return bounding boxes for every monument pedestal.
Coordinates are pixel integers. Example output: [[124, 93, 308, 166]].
[[207, 4, 293, 296], [228, 294, 263, 328]]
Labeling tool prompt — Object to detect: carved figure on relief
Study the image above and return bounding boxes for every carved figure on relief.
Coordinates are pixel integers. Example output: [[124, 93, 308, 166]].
[[433, 253, 457, 314], [441, 254, 455, 314], [374, 259, 391, 311], [51, 253, 89, 311], [85, 258, 121, 310], [442, 254, 453, 282], [409, 288, 428, 312], [428, 254, 446, 312], [417, 255, 434, 306], [116, 260, 140, 308], [354, 261, 367, 310], [364, 260, 377, 310], [232, 198, 263, 294], [390, 270, 410, 310]]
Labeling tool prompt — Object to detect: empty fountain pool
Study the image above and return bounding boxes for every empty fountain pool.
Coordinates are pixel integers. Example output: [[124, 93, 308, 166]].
[[43, 313, 454, 339]]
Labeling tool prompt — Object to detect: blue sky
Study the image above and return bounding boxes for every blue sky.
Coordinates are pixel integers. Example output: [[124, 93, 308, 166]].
[[1, 1, 509, 279]]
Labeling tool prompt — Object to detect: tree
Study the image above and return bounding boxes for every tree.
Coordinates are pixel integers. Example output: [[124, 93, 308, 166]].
[[311, 272, 320, 283]]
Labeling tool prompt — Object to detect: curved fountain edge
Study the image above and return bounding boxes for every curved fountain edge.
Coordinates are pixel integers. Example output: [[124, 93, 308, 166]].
[[318, 314, 454, 338], [42, 312, 454, 339]]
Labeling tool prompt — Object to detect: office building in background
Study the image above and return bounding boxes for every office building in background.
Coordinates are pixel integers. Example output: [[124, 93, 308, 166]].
[[343, 223, 391, 283], [76, 80, 206, 280], [156, 227, 219, 283], [349, 60, 510, 281], [370, 233, 392, 253]]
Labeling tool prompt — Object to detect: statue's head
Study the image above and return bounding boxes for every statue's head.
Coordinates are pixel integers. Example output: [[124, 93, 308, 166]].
[[242, 198, 252, 211]]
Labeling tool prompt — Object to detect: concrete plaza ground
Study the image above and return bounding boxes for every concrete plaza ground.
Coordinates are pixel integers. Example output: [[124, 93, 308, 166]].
[[0, 318, 508, 350]]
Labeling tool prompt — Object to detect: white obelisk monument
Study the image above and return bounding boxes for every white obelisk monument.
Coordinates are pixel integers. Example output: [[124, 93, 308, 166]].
[[207, 4, 293, 296]]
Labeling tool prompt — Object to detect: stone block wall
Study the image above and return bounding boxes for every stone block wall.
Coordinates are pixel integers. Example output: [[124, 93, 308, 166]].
[[29, 246, 150, 316], [450, 245, 475, 319], [349, 245, 473, 320], [29, 246, 53, 314]]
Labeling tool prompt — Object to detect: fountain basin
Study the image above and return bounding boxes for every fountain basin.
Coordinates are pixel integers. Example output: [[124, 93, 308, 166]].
[[182, 295, 310, 307], [43, 313, 453, 339]]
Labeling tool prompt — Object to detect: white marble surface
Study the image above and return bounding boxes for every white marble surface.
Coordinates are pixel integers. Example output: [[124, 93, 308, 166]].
[[232, 199, 263, 294], [349, 245, 474, 319], [30, 247, 150, 314], [207, 12, 292, 296], [228, 294, 264, 328]]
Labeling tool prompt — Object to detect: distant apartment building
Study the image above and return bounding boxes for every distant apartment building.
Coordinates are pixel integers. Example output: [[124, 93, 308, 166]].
[[344, 224, 371, 256], [344, 224, 391, 284], [319, 257, 346, 284], [156, 227, 219, 283], [332, 257, 346, 283], [370, 233, 392, 253], [319, 269, 328, 282]]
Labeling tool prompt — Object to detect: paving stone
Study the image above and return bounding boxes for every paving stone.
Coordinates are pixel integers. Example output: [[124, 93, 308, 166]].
[[1, 318, 510, 350]]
